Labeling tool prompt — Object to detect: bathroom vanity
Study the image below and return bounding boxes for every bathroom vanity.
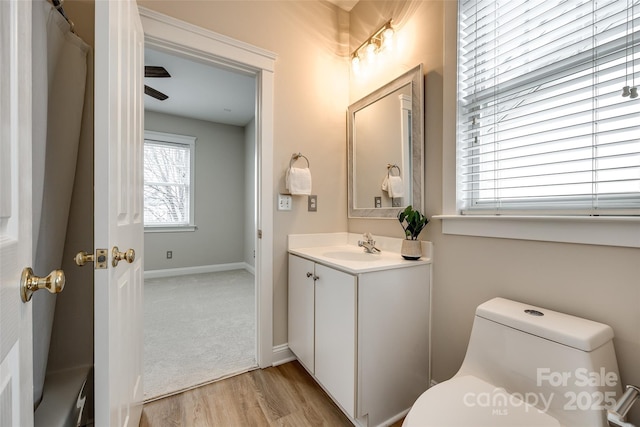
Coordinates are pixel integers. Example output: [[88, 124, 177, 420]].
[[288, 233, 432, 427]]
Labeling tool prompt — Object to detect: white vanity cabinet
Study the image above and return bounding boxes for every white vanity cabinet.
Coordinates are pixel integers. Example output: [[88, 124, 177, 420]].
[[288, 251, 431, 427], [288, 255, 357, 416]]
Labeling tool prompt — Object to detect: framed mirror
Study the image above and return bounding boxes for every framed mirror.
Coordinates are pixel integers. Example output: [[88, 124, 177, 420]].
[[347, 64, 424, 218]]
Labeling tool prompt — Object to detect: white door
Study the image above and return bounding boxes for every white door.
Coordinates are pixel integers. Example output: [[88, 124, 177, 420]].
[[1, 1, 34, 425], [94, 1, 145, 426], [0, 1, 35, 425]]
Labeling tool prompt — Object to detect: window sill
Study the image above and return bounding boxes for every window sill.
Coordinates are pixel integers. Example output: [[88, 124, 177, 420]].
[[144, 225, 197, 233], [435, 215, 640, 248]]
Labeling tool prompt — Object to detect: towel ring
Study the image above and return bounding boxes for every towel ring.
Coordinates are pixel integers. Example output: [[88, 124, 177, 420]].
[[387, 163, 401, 177], [290, 153, 310, 169]]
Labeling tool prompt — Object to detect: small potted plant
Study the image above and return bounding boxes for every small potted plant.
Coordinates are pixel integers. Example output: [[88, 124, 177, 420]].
[[397, 205, 428, 260]]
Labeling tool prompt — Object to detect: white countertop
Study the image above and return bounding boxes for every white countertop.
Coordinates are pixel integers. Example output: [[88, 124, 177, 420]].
[[288, 233, 432, 274]]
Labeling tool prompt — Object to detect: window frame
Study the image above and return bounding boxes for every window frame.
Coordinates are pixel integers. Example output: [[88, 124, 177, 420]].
[[143, 130, 197, 233], [456, 0, 640, 216], [437, 0, 640, 249]]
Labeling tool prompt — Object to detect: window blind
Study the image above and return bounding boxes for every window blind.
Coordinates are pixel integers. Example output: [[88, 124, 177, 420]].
[[458, 0, 640, 215]]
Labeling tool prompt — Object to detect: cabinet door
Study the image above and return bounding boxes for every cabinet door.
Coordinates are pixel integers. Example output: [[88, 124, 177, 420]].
[[315, 264, 357, 417], [288, 255, 315, 372], [358, 265, 430, 425]]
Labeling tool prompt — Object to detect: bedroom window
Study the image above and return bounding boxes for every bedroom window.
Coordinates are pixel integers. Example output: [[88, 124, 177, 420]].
[[457, 0, 640, 215], [143, 131, 196, 231]]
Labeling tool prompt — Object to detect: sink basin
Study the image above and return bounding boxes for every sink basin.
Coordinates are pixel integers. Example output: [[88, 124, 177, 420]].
[[322, 250, 381, 262]]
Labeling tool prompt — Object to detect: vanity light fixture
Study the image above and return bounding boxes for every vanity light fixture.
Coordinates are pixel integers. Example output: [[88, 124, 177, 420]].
[[351, 20, 394, 72]]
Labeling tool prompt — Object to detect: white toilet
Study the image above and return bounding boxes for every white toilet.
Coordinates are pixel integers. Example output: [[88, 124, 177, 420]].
[[404, 297, 622, 426]]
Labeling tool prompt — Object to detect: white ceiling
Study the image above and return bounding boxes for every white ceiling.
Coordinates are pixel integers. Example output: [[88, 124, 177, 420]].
[[144, 47, 256, 127]]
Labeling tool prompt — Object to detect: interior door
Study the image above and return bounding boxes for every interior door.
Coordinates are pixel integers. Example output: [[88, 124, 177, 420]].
[[0, 1, 34, 425], [94, 1, 145, 426]]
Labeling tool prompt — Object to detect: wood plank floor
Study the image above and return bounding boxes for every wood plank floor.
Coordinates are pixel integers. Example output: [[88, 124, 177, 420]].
[[140, 361, 355, 426]]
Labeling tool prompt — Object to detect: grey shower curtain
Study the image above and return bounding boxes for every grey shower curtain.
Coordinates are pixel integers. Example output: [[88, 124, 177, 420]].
[[32, 0, 89, 408]]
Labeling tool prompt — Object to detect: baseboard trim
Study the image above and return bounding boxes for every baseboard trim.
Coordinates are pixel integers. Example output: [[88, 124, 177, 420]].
[[272, 344, 296, 366], [144, 262, 253, 279], [245, 263, 255, 275]]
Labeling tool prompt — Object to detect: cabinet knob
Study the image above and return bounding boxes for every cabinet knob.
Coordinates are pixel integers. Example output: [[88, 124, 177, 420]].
[[306, 272, 313, 278]]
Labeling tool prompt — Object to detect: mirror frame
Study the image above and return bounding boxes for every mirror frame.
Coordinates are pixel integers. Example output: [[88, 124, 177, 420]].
[[347, 64, 424, 218]]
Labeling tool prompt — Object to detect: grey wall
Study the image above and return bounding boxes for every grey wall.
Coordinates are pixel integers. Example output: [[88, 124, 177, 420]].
[[144, 110, 247, 271]]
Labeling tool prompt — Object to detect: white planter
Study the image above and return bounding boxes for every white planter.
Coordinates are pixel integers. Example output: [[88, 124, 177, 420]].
[[401, 240, 422, 260]]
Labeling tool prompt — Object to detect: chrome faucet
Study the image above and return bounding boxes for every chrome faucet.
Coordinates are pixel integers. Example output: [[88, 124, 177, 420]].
[[607, 385, 640, 427], [358, 233, 381, 253]]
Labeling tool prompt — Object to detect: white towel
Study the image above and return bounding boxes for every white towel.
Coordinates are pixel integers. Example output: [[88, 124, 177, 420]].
[[387, 176, 404, 198], [286, 167, 312, 195]]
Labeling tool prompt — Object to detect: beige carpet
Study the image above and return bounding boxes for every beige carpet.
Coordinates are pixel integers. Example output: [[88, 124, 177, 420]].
[[143, 269, 256, 400]]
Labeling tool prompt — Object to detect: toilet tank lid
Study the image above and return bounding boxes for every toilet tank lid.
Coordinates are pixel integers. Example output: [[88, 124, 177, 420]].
[[476, 298, 614, 352]]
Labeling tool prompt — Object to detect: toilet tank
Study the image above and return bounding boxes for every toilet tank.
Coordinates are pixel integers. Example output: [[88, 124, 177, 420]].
[[457, 298, 621, 427]]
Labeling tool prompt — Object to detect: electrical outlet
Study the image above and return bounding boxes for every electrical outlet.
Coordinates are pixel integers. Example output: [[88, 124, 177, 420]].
[[374, 196, 382, 208], [278, 194, 292, 211], [166, 251, 172, 259], [308, 195, 317, 212]]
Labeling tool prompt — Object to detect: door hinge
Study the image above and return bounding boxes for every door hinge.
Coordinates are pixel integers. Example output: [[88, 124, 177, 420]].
[[257, 229, 263, 239]]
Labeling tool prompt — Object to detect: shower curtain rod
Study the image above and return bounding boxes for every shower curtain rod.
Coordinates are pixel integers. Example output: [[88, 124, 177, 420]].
[[51, 0, 75, 33]]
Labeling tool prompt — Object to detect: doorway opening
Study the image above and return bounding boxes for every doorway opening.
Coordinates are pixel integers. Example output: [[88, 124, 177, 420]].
[[140, 8, 275, 401], [142, 46, 257, 401]]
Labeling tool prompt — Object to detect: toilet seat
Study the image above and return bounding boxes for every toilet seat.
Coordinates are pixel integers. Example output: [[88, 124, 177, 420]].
[[403, 375, 561, 427]]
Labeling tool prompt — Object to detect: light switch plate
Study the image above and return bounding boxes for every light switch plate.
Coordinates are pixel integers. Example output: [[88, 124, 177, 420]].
[[278, 194, 292, 211]]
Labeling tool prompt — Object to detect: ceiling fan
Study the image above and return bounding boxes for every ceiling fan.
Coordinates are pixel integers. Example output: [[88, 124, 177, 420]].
[[144, 66, 171, 101]]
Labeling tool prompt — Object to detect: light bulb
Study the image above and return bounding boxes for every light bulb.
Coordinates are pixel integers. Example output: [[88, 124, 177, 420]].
[[382, 27, 394, 49], [364, 42, 378, 65], [351, 55, 361, 74], [366, 42, 377, 57]]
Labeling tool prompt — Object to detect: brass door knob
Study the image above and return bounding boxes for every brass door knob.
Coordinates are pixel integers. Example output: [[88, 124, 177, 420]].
[[112, 246, 135, 267], [20, 267, 65, 303], [74, 251, 94, 266]]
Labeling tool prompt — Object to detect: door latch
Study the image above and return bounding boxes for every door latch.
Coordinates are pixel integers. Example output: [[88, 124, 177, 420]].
[[75, 249, 108, 269]]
